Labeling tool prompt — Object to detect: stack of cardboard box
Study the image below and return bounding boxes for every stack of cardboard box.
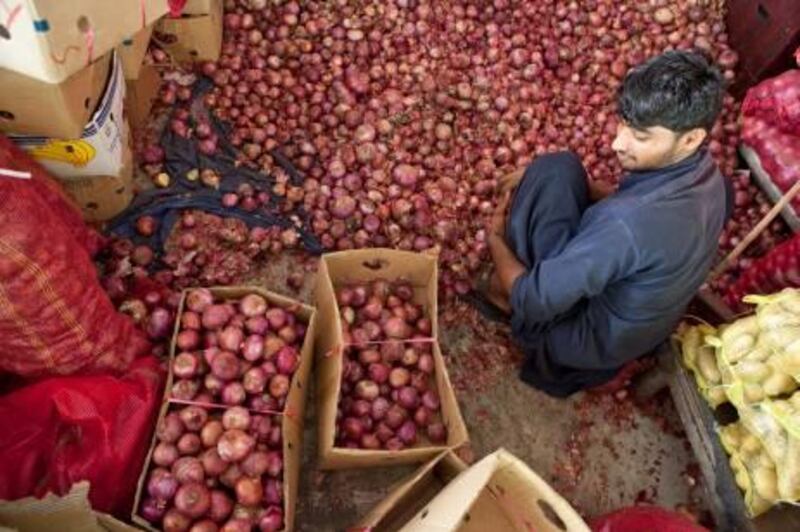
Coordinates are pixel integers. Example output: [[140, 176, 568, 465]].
[[0, 0, 223, 222]]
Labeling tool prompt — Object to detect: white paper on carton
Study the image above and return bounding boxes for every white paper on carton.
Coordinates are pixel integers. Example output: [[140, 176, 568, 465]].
[[10, 51, 126, 179]]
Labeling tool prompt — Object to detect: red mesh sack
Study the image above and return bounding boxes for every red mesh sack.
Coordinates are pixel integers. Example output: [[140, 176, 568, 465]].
[[0, 133, 104, 255], [0, 134, 148, 377], [590, 506, 709, 532], [0, 356, 165, 516], [742, 70, 800, 137], [741, 117, 800, 208]]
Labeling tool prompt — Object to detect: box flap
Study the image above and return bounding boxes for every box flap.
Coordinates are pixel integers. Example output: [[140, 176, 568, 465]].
[[400, 449, 589, 532], [0, 0, 169, 83], [0, 482, 104, 532], [0, 53, 112, 138], [118, 23, 155, 80]]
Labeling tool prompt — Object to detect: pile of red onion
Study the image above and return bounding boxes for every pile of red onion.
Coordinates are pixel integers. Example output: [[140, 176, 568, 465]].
[[178, 0, 766, 300], [336, 341, 446, 450], [332, 279, 445, 449], [139, 404, 285, 531], [170, 288, 307, 414], [337, 279, 432, 344], [162, 211, 301, 289]]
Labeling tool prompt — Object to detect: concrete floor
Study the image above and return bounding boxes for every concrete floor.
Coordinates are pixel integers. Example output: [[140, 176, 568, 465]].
[[242, 254, 708, 531]]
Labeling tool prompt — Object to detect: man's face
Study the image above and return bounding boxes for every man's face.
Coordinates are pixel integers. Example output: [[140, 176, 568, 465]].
[[612, 122, 687, 171]]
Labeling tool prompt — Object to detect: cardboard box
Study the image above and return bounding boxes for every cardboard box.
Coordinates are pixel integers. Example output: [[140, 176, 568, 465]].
[[125, 65, 161, 129], [356, 449, 590, 532], [154, 0, 223, 62], [0, 482, 138, 532], [117, 23, 155, 80], [131, 285, 317, 532], [0, 0, 169, 83], [0, 53, 111, 138], [315, 249, 468, 469], [352, 451, 469, 532], [11, 51, 126, 179], [57, 137, 133, 222]]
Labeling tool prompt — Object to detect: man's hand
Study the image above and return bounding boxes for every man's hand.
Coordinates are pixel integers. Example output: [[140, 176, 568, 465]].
[[488, 190, 512, 238], [498, 167, 525, 194], [588, 178, 617, 202]]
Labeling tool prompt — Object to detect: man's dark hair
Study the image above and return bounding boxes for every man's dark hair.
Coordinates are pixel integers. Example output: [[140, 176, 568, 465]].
[[618, 50, 724, 133]]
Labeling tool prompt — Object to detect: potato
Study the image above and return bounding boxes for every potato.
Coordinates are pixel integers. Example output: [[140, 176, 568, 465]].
[[721, 316, 759, 344], [744, 383, 765, 403], [754, 466, 779, 500], [735, 360, 770, 383], [763, 372, 797, 397], [724, 333, 757, 362], [742, 434, 762, 455], [762, 326, 800, 350], [698, 349, 721, 383]]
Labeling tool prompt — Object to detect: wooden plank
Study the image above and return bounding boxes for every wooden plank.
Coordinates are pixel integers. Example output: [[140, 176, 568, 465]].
[[663, 342, 800, 531], [661, 344, 755, 532], [740, 145, 800, 233]]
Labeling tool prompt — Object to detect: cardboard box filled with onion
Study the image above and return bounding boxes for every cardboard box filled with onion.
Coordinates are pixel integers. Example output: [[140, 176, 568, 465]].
[[133, 287, 316, 532]]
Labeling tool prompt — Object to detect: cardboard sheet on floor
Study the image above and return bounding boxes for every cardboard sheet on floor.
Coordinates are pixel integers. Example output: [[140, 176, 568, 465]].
[[0, 0, 169, 83], [0, 53, 111, 138]]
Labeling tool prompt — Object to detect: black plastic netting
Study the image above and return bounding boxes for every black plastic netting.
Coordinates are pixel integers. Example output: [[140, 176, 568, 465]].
[[107, 77, 323, 255]]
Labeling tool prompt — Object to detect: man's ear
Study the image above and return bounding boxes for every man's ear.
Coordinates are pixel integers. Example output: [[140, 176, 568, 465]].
[[680, 128, 708, 154]]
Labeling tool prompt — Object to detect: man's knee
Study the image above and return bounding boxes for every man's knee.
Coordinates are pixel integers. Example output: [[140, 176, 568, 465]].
[[522, 151, 587, 196]]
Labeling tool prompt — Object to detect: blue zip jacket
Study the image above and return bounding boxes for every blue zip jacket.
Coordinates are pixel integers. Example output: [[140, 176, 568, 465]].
[[510, 149, 730, 394]]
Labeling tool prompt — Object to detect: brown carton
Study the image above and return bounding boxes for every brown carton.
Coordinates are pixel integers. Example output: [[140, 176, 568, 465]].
[[314, 249, 468, 469], [0, 0, 169, 83], [0, 53, 111, 138], [56, 132, 133, 222], [125, 65, 161, 129], [117, 23, 156, 80], [131, 285, 317, 531], [357, 449, 590, 532], [154, 0, 223, 63], [351, 451, 468, 532]]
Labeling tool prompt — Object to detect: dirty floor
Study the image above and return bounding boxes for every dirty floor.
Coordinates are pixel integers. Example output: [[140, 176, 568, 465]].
[[240, 254, 708, 531]]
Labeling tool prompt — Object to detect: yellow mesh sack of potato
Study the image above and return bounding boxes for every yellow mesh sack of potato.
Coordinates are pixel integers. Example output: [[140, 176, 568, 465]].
[[676, 322, 728, 407], [721, 421, 781, 517], [743, 289, 800, 384], [727, 384, 800, 502], [709, 307, 798, 403]]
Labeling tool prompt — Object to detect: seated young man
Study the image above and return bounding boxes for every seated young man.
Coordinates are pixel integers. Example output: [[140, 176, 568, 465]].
[[485, 50, 732, 397]]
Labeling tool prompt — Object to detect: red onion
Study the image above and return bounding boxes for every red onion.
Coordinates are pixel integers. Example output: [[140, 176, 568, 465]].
[[222, 406, 251, 430], [201, 448, 228, 476], [269, 374, 290, 397], [275, 346, 298, 375], [211, 351, 241, 381], [153, 442, 180, 467], [217, 429, 255, 462], [427, 422, 447, 443], [222, 382, 247, 405], [163, 508, 192, 532], [174, 482, 211, 519], [201, 420, 225, 447], [157, 413, 185, 444], [147, 307, 172, 339], [173, 456, 205, 484], [140, 497, 167, 524], [177, 433, 202, 455], [187, 288, 214, 312], [259, 507, 284, 532], [209, 490, 234, 523], [147, 468, 179, 500]]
